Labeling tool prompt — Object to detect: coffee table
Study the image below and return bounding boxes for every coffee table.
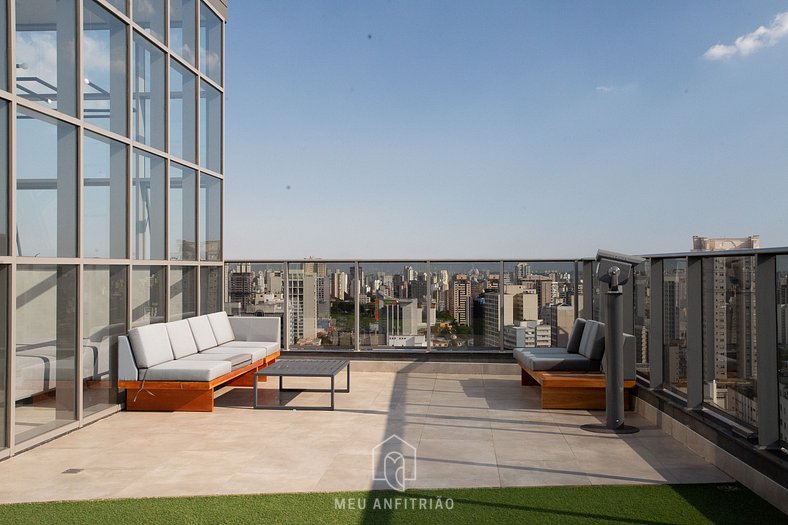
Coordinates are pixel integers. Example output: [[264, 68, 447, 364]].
[[253, 359, 350, 410]]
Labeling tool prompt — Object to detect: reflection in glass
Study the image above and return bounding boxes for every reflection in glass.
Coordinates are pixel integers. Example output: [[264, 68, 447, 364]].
[[0, 101, 7, 256], [0, 266, 6, 448], [83, 266, 126, 416], [633, 261, 651, 380], [170, 0, 196, 64], [170, 163, 196, 260], [170, 266, 196, 320], [501, 261, 577, 350], [15, 265, 77, 442], [83, 0, 127, 134], [84, 132, 127, 258], [170, 61, 196, 162], [16, 108, 77, 257], [132, 150, 165, 260], [132, 266, 165, 326], [701, 256, 758, 427], [132, 32, 165, 149], [133, 0, 165, 42], [777, 255, 788, 447], [200, 81, 221, 172], [663, 258, 688, 398], [15, 0, 77, 115], [200, 1, 222, 84], [200, 266, 222, 314], [199, 174, 221, 261], [0, 1, 7, 92], [105, 0, 126, 13]]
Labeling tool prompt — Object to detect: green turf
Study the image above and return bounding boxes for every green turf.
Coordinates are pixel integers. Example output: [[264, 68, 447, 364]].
[[0, 484, 783, 525]]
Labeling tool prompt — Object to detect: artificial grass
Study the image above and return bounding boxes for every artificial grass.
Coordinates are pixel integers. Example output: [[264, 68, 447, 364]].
[[0, 484, 783, 525]]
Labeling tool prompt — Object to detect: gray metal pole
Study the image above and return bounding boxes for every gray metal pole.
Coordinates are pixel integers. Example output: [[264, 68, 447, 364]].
[[605, 287, 624, 428]]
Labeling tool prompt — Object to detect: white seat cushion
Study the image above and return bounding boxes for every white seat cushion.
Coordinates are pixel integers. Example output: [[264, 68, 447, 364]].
[[207, 312, 235, 345], [180, 353, 251, 369], [202, 346, 267, 363], [219, 340, 279, 356], [166, 320, 199, 359], [128, 324, 175, 368], [143, 360, 231, 381], [187, 316, 218, 351]]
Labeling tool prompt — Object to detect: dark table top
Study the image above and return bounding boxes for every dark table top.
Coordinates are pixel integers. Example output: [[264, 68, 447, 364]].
[[254, 359, 349, 378]]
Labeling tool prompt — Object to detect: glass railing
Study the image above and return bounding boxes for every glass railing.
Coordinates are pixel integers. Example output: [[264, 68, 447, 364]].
[[225, 249, 788, 448]]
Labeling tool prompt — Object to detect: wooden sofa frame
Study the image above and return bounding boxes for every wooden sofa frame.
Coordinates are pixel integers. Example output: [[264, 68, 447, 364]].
[[520, 366, 635, 410], [120, 351, 280, 412]]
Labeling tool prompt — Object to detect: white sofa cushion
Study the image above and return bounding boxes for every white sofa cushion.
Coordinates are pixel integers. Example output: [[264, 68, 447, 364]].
[[166, 320, 199, 359], [207, 312, 235, 345], [143, 360, 231, 381], [202, 346, 267, 363], [187, 316, 218, 351], [128, 324, 175, 368], [218, 340, 279, 356]]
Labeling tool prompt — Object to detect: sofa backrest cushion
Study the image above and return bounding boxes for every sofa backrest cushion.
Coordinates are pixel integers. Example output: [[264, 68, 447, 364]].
[[566, 318, 586, 354], [128, 323, 175, 368], [578, 320, 605, 361], [187, 316, 218, 351], [207, 312, 235, 345], [166, 320, 199, 359]]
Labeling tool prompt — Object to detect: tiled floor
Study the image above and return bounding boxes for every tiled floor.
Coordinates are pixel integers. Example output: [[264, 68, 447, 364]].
[[0, 369, 731, 503]]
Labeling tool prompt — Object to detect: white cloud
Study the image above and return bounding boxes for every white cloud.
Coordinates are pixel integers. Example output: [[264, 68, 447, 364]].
[[595, 85, 612, 92], [704, 11, 788, 60]]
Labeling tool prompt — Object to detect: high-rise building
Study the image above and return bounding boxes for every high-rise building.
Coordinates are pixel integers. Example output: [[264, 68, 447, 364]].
[[449, 273, 472, 325], [0, 0, 228, 448], [288, 269, 318, 344]]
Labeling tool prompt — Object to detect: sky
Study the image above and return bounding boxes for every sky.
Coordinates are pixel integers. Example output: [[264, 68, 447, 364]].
[[223, 1, 788, 260]]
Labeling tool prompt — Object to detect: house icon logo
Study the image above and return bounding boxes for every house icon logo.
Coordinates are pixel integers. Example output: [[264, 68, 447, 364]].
[[372, 434, 417, 492]]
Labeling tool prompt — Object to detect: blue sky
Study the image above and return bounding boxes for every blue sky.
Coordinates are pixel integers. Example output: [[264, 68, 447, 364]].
[[224, 1, 788, 259]]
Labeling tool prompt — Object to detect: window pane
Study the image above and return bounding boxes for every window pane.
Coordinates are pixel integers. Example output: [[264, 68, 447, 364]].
[[83, 0, 127, 135], [83, 265, 126, 416], [170, 266, 196, 320], [15, 265, 77, 442], [105, 0, 126, 14], [702, 256, 758, 427], [170, 0, 196, 64], [199, 173, 221, 261], [15, 0, 77, 115], [777, 255, 788, 447], [200, 266, 221, 314], [84, 132, 127, 258], [170, 61, 196, 162], [0, 1, 7, 92], [132, 150, 165, 259], [199, 81, 221, 172], [169, 162, 196, 260], [0, 101, 7, 256], [132, 265, 165, 326], [199, 1, 222, 84], [133, 0, 165, 42], [0, 266, 7, 449], [663, 258, 688, 399], [132, 32, 165, 150], [16, 108, 77, 257]]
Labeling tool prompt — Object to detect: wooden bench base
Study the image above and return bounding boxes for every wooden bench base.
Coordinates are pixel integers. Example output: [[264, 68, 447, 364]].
[[120, 352, 280, 412], [521, 368, 635, 410]]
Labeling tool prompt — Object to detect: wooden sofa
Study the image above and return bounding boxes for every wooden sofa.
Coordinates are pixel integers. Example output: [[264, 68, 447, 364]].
[[514, 318, 636, 409], [118, 312, 281, 412]]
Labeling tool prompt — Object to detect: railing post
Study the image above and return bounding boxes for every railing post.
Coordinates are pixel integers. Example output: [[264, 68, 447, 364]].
[[354, 261, 360, 352], [499, 261, 505, 351], [426, 261, 432, 352], [755, 253, 779, 448], [573, 260, 580, 320], [649, 258, 664, 389], [283, 261, 290, 351], [686, 256, 704, 409]]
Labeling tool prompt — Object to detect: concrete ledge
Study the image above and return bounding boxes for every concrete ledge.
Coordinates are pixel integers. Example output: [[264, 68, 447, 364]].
[[635, 398, 788, 515]]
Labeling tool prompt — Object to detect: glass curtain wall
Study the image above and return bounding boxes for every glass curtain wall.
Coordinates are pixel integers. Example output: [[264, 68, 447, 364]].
[[663, 258, 688, 399], [633, 260, 651, 380], [0, 266, 7, 449], [84, 132, 127, 258], [170, 0, 196, 65], [132, 266, 166, 327], [169, 163, 197, 260], [133, 0, 165, 43], [199, 173, 221, 261], [132, 32, 165, 150], [170, 61, 197, 162], [170, 266, 197, 320], [132, 149, 165, 260], [200, 266, 222, 314], [777, 255, 788, 447], [199, 1, 222, 84]]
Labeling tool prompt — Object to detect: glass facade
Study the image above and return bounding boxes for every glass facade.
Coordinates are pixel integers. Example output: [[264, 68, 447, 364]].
[[0, 0, 226, 450], [633, 260, 651, 381], [777, 255, 788, 447]]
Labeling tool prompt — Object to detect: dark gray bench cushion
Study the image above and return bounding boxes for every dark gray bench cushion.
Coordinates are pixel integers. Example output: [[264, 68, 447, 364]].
[[522, 352, 600, 372], [578, 320, 605, 361], [566, 318, 586, 354], [143, 360, 231, 381]]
